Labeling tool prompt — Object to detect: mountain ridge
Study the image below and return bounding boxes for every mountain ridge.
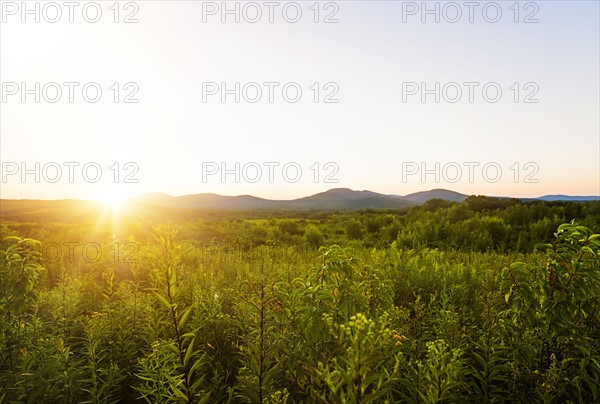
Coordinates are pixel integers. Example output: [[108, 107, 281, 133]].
[[127, 188, 598, 211], [2, 189, 598, 212]]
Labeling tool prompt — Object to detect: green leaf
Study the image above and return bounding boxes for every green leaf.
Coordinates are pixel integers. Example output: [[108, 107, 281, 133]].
[[179, 306, 193, 330], [505, 288, 512, 303], [184, 336, 195, 367], [154, 292, 173, 311]]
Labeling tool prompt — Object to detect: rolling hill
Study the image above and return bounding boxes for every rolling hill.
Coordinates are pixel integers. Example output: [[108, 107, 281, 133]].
[[1, 189, 598, 221], [402, 189, 468, 203], [133, 188, 417, 211]]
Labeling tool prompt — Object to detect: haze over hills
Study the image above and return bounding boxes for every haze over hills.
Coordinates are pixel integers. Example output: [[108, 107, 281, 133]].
[[402, 189, 468, 203], [1, 189, 598, 217], [128, 188, 598, 211], [131, 188, 470, 210], [533, 195, 600, 202], [132, 188, 417, 211]]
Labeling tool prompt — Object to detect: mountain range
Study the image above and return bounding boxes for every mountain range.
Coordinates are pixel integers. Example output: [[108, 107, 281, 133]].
[[131, 188, 599, 211], [1, 190, 598, 222]]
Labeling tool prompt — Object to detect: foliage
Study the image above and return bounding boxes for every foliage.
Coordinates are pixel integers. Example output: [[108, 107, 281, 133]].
[[0, 200, 599, 402]]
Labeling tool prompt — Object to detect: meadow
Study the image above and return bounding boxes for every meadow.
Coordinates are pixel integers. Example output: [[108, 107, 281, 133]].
[[1, 197, 599, 403]]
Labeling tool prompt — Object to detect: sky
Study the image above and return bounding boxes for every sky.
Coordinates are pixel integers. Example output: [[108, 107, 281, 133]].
[[1, 0, 599, 200]]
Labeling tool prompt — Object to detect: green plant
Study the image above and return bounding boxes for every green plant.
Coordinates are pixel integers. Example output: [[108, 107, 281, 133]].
[[236, 274, 281, 403], [408, 339, 464, 403], [138, 226, 210, 403], [314, 313, 401, 403], [502, 222, 600, 401]]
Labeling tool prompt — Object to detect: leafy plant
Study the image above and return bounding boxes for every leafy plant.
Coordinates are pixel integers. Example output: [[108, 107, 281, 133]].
[[502, 222, 600, 401]]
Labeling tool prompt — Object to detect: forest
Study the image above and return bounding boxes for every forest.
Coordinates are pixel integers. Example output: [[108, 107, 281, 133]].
[[1, 196, 599, 403]]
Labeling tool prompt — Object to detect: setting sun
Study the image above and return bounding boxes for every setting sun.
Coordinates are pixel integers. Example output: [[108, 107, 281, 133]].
[[92, 190, 136, 237], [100, 193, 128, 211], [94, 187, 133, 212]]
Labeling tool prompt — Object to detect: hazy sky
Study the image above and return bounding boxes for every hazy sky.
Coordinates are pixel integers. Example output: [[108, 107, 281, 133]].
[[1, 0, 599, 200]]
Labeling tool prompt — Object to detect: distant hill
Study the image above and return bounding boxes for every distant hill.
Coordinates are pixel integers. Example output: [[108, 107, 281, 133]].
[[285, 188, 415, 210], [141, 193, 176, 204], [535, 195, 600, 202], [134, 188, 417, 211], [127, 188, 600, 210], [175, 193, 281, 210], [402, 189, 468, 203], [2, 190, 598, 220]]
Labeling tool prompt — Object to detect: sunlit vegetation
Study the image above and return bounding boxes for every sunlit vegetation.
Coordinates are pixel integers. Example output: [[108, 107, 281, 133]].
[[1, 197, 599, 402]]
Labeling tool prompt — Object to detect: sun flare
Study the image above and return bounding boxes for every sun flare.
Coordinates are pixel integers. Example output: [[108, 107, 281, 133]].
[[93, 190, 137, 237], [96, 189, 132, 213], [101, 194, 127, 210]]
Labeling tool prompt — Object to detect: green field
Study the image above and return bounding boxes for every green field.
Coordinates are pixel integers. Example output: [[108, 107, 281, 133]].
[[1, 197, 599, 403]]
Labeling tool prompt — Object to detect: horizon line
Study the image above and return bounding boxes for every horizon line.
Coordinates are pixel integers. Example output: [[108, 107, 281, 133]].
[[1, 187, 599, 202]]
